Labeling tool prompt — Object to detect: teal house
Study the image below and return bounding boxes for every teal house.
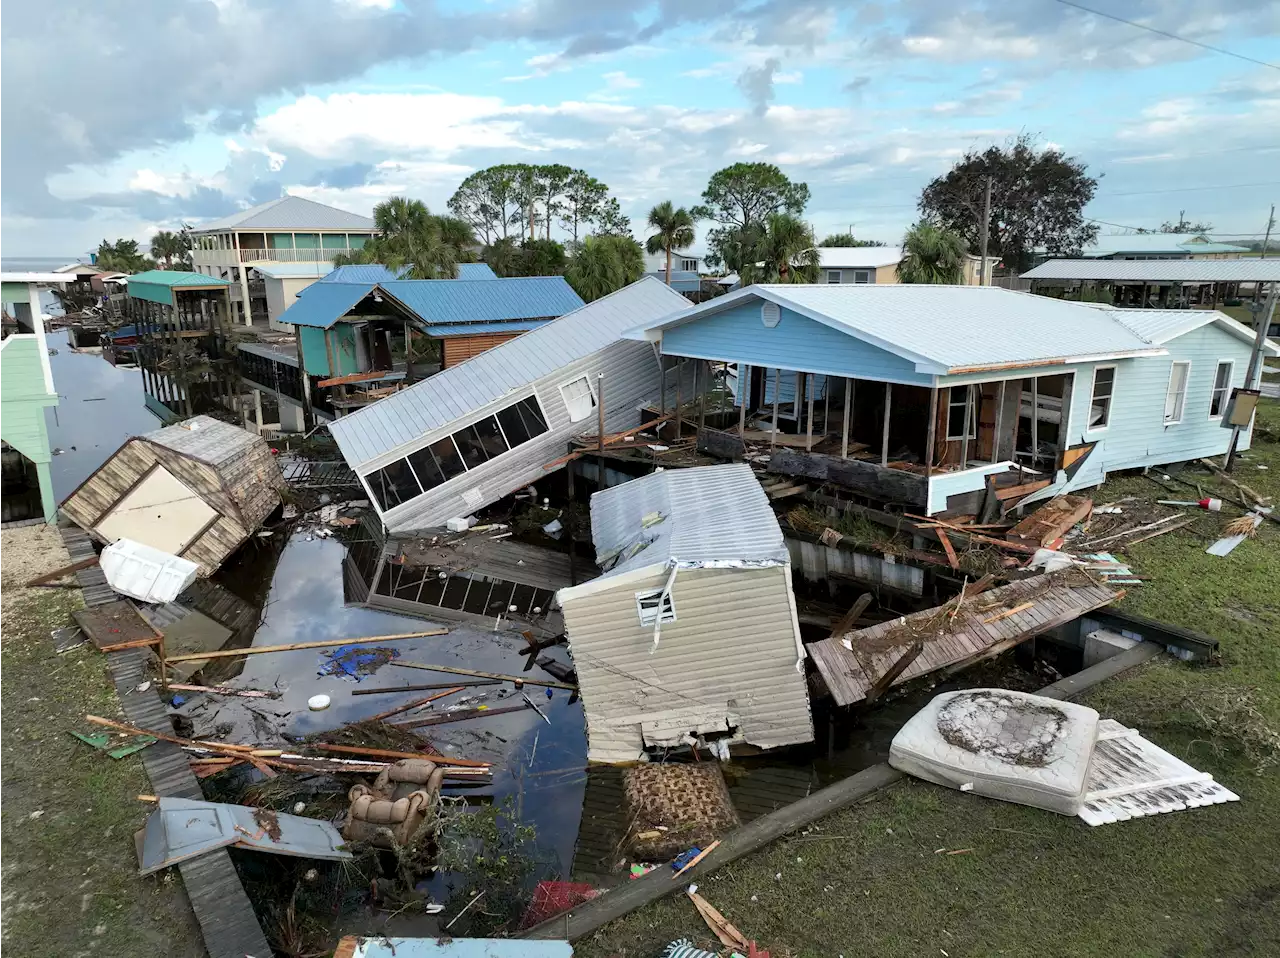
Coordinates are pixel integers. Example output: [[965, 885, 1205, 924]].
[[1, 273, 69, 523]]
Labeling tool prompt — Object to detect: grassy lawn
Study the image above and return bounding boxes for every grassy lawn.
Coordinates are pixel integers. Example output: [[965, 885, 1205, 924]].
[[0, 526, 203, 958], [578, 403, 1280, 958]]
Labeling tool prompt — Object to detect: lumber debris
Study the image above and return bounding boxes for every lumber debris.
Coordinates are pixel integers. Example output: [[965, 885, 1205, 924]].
[[392, 702, 529, 729], [936, 529, 960, 569], [984, 601, 1035, 624], [1006, 495, 1093, 549], [542, 415, 674, 470], [24, 555, 100, 588], [164, 630, 446, 664], [672, 839, 721, 880], [391, 660, 577, 690], [308, 744, 492, 769], [361, 687, 464, 722], [829, 594, 874, 639], [687, 888, 749, 951]]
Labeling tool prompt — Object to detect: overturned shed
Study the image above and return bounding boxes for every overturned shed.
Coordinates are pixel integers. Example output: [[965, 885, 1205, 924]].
[[61, 415, 284, 576], [807, 573, 1119, 707], [328, 277, 692, 534], [557, 463, 813, 763]]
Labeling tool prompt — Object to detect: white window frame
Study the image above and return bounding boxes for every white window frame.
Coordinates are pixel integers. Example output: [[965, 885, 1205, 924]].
[[558, 375, 596, 423], [1164, 360, 1191, 425], [1087, 365, 1116, 432], [946, 384, 978, 441], [1208, 359, 1234, 420], [826, 270, 842, 284], [853, 270, 872, 284], [680, 258, 698, 272], [635, 588, 676, 627]]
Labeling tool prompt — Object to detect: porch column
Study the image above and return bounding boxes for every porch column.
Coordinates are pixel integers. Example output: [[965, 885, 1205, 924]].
[[36, 462, 57, 525], [659, 357, 667, 416], [841, 378, 853, 459], [696, 361, 707, 435], [960, 384, 973, 467], [738, 363, 749, 434], [237, 249, 252, 326], [674, 357, 684, 437], [880, 382, 892, 467], [993, 380, 1007, 464], [924, 385, 938, 479], [771, 368, 780, 453], [805, 373, 815, 452], [253, 387, 264, 433]]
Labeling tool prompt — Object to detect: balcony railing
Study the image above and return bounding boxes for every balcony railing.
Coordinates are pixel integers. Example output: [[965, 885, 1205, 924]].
[[191, 247, 339, 266]]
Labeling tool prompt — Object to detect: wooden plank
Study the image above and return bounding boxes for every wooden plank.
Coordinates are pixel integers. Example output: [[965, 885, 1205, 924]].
[[308, 743, 492, 769], [936, 529, 960, 569], [994, 478, 1052, 501], [1006, 495, 1093, 547], [165, 630, 446, 663], [24, 555, 100, 587], [391, 660, 577, 690]]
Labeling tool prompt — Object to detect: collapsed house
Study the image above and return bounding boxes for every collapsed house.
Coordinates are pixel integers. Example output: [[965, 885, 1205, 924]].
[[633, 284, 1278, 516], [328, 277, 693, 533], [556, 463, 813, 763], [61, 415, 284, 576]]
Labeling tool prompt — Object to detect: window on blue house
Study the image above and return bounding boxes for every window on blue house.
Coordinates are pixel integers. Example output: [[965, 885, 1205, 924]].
[[947, 385, 978, 440], [1089, 366, 1115, 429]]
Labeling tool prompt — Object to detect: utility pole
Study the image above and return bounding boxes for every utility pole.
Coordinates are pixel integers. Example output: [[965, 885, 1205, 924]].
[[1225, 281, 1278, 471], [978, 175, 992, 286], [1252, 204, 1274, 304]]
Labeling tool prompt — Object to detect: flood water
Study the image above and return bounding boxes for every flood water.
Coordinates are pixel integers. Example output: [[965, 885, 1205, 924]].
[[40, 331, 1060, 941]]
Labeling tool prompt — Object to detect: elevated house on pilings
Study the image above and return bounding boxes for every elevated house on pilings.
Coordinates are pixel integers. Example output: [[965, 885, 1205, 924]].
[[633, 284, 1279, 517], [122, 271, 236, 422], [264, 274, 585, 431]]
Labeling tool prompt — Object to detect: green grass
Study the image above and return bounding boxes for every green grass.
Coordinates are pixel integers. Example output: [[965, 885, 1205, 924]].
[[578, 403, 1280, 958], [0, 578, 203, 958]]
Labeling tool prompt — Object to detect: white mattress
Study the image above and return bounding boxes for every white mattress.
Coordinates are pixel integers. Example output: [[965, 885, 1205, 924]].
[[889, 689, 1100, 816]]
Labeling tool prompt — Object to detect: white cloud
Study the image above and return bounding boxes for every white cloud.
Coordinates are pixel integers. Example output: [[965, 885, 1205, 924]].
[[602, 70, 641, 90], [774, 71, 803, 84]]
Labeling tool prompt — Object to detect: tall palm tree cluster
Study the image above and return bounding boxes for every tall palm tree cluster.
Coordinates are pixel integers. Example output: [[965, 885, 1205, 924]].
[[334, 197, 478, 279], [897, 221, 967, 284]]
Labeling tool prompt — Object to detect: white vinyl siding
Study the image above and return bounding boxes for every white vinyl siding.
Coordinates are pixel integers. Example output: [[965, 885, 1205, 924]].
[[1164, 361, 1191, 424], [1209, 360, 1233, 418]]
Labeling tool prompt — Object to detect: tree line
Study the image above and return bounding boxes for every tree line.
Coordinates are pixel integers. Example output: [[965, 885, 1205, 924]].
[[99, 136, 1125, 300]]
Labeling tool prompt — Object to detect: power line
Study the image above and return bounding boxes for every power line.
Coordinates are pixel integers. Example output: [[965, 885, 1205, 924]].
[[1047, 0, 1280, 71], [1099, 181, 1280, 198]]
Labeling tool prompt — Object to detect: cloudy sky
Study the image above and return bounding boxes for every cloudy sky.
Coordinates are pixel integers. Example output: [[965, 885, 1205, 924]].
[[3, 0, 1279, 256]]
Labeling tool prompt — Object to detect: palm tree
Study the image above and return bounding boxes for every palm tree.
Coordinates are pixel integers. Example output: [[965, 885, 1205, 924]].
[[644, 201, 696, 285], [334, 197, 476, 278], [149, 230, 183, 268], [739, 213, 820, 285], [897, 222, 967, 284], [565, 236, 626, 302], [373, 196, 431, 237], [599, 234, 645, 285]]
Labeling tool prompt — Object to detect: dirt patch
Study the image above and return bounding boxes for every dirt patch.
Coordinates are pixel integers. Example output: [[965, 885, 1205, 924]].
[[0, 524, 74, 625]]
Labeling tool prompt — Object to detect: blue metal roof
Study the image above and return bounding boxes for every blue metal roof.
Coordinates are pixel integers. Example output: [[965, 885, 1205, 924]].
[[420, 319, 550, 337], [317, 264, 410, 284], [278, 282, 375, 329], [380, 276, 584, 325], [456, 262, 498, 280]]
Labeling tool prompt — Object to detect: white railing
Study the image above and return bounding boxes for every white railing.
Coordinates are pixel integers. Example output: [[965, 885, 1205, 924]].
[[192, 247, 340, 266]]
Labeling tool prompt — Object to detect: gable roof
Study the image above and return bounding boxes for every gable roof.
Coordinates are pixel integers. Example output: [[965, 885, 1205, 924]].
[[144, 415, 261, 468], [317, 264, 411, 284], [1081, 233, 1249, 257], [818, 246, 904, 269], [558, 463, 788, 601], [635, 284, 1178, 374], [1108, 308, 1279, 354], [277, 282, 379, 329], [1023, 259, 1280, 282], [327, 277, 691, 470], [379, 276, 583, 325], [192, 195, 376, 233], [457, 263, 498, 280]]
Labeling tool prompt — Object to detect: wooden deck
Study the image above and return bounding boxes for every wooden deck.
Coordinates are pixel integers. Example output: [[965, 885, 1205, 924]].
[[73, 599, 158, 650], [59, 525, 273, 958], [807, 573, 1120, 707]]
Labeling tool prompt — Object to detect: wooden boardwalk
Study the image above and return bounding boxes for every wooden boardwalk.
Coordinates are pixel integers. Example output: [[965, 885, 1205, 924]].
[[807, 573, 1119, 707], [60, 524, 272, 958]]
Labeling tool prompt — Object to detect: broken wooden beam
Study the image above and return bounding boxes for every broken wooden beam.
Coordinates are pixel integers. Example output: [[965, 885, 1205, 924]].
[[863, 639, 924, 705], [935, 529, 960, 569], [1006, 495, 1093, 548], [391, 660, 577, 690], [307, 743, 492, 768], [829, 593, 873, 639], [164, 630, 447, 664], [24, 555, 100, 588]]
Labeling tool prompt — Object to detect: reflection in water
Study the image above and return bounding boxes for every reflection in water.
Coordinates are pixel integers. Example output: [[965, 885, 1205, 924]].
[[44, 328, 162, 500]]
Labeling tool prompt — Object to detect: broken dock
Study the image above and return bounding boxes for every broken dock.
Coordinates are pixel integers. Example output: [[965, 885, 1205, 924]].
[[807, 573, 1120, 707]]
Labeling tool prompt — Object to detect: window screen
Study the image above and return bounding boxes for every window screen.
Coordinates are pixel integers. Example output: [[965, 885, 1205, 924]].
[[1210, 361, 1232, 418], [946, 385, 978, 440], [1089, 367, 1115, 429], [1164, 361, 1190, 424], [635, 588, 677, 626], [561, 376, 595, 423]]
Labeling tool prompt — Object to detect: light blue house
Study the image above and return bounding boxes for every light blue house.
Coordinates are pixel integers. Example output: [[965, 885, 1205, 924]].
[[634, 284, 1278, 516]]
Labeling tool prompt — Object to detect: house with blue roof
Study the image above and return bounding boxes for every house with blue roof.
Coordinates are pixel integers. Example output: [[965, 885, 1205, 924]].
[[634, 283, 1278, 516], [257, 273, 584, 428]]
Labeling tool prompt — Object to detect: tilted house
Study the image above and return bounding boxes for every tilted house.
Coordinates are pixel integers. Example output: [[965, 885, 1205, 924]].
[[328, 277, 692, 534], [62, 416, 284, 576], [634, 284, 1279, 516], [556, 463, 813, 764]]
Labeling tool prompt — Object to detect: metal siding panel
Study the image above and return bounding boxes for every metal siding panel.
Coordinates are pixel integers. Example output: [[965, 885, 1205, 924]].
[[563, 566, 812, 762], [329, 279, 690, 469]]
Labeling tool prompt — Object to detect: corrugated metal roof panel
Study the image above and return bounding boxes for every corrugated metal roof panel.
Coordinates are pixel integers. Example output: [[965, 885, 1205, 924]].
[[144, 415, 262, 468], [126, 270, 231, 288], [316, 264, 410, 284], [421, 319, 550, 336], [457, 263, 498, 280], [642, 270, 700, 293], [1079, 233, 1248, 256], [641, 284, 1165, 372], [328, 277, 690, 469], [1023, 259, 1280, 282], [381, 276, 583, 324], [586, 463, 788, 581], [191, 195, 375, 232], [277, 282, 375, 329]]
